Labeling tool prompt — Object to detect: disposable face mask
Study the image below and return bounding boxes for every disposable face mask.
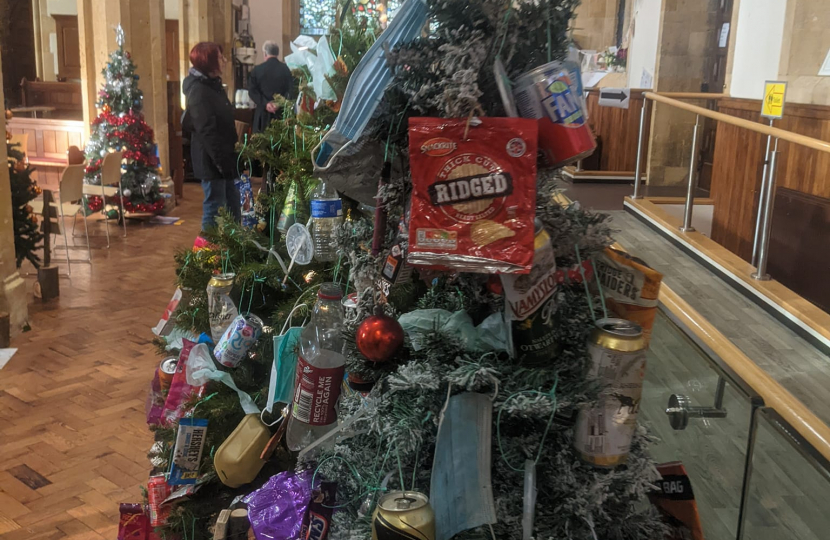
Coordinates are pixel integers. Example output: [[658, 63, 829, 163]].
[[430, 392, 497, 540], [312, 0, 428, 171], [265, 305, 307, 416]]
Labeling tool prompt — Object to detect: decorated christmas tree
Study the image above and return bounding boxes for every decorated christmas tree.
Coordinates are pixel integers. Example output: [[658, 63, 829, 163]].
[[84, 25, 163, 215], [7, 138, 43, 268], [141, 2, 669, 540]]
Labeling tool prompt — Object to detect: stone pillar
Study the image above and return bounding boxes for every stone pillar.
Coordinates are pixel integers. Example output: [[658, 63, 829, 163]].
[[127, 0, 170, 175], [77, 0, 170, 174], [0, 56, 30, 336], [645, 0, 719, 186], [179, 0, 234, 101]]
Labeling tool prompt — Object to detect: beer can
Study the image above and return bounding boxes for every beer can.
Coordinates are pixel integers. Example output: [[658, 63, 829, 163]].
[[513, 62, 596, 168], [207, 273, 237, 342], [501, 220, 559, 365], [372, 491, 435, 540], [214, 314, 263, 368], [158, 356, 178, 393], [574, 318, 647, 468]]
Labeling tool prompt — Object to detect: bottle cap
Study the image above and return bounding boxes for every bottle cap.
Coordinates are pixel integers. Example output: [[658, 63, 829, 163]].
[[318, 282, 343, 300]]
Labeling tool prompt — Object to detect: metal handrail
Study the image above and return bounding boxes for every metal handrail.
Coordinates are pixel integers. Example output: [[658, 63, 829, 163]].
[[660, 285, 830, 463], [645, 92, 830, 154], [636, 91, 830, 280]]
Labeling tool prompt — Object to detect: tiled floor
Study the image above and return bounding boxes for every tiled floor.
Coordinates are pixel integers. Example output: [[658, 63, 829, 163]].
[[0, 184, 203, 539]]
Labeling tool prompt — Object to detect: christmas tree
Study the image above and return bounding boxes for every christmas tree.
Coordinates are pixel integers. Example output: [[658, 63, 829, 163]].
[[7, 139, 43, 268], [145, 2, 667, 540], [84, 25, 163, 215]]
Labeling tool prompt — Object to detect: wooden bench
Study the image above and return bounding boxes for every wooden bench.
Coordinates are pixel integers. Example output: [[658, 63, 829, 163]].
[[20, 78, 83, 120]]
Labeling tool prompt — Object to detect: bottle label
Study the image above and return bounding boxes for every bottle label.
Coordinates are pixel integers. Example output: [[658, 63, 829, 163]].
[[291, 356, 345, 426], [311, 199, 343, 219]]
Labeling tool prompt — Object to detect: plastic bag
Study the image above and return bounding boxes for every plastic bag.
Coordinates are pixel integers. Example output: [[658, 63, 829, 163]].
[[398, 309, 510, 353]]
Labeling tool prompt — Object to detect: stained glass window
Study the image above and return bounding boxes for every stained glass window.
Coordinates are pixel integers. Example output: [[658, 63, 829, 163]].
[[300, 0, 335, 36], [299, 0, 402, 35]]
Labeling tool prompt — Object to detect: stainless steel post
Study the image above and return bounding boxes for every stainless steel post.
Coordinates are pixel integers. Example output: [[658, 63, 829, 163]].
[[736, 402, 762, 540], [751, 119, 775, 267], [679, 114, 701, 233], [751, 138, 780, 281], [632, 99, 648, 199], [575, 159, 583, 172]]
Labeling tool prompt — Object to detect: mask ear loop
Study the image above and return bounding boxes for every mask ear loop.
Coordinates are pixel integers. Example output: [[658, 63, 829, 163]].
[[281, 303, 308, 335]]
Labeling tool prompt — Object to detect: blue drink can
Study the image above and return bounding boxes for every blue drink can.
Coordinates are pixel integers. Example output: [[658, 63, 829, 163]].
[[214, 314, 263, 368]]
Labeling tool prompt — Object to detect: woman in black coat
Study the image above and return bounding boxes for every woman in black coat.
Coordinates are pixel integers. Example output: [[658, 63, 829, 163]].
[[182, 42, 241, 230]]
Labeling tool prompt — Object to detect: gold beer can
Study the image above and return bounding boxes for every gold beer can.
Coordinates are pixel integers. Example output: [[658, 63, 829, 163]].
[[372, 491, 435, 540], [574, 318, 647, 468]]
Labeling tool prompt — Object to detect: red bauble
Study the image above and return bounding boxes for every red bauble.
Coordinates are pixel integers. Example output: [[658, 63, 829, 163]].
[[356, 314, 404, 363]]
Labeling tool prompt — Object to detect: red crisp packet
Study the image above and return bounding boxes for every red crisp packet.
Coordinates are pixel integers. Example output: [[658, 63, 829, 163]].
[[407, 117, 538, 274], [649, 461, 704, 540]]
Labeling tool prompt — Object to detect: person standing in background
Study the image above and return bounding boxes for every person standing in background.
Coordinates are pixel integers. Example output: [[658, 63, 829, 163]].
[[182, 42, 242, 230], [248, 41, 293, 134]]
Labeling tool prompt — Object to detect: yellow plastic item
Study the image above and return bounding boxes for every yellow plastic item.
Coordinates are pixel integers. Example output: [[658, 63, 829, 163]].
[[214, 414, 271, 488]]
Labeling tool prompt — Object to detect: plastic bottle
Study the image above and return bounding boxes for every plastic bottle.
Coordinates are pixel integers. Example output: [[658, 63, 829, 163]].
[[286, 283, 346, 451], [310, 180, 343, 262]]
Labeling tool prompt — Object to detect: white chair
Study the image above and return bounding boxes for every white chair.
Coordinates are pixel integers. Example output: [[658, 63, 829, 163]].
[[31, 164, 92, 275], [82, 150, 124, 247]]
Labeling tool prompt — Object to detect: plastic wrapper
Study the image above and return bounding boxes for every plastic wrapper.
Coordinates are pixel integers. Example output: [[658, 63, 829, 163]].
[[145, 368, 165, 426], [236, 174, 257, 228], [161, 340, 206, 425], [649, 461, 704, 540], [243, 470, 313, 540], [594, 247, 663, 344], [311, 36, 336, 101], [118, 503, 160, 540], [407, 117, 538, 273], [301, 482, 336, 540]]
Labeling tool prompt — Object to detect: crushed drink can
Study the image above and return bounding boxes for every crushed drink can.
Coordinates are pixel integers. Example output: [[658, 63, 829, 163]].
[[207, 273, 237, 342], [372, 491, 435, 540], [574, 318, 647, 467], [214, 314, 264, 368], [513, 63, 596, 168]]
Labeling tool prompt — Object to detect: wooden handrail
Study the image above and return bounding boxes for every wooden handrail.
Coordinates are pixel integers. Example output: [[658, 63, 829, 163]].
[[660, 285, 830, 464], [654, 92, 727, 99], [645, 92, 830, 155]]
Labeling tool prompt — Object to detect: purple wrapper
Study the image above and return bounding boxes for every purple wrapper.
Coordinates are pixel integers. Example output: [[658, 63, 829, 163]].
[[243, 470, 313, 540]]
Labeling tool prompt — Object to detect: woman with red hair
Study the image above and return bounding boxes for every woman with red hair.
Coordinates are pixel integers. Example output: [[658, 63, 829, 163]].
[[182, 42, 241, 229]]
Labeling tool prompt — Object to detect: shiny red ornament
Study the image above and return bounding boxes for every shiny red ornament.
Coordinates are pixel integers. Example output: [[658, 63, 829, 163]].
[[356, 314, 404, 363]]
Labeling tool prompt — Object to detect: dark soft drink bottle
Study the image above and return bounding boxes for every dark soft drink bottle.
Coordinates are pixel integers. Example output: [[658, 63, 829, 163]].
[[286, 283, 346, 451]]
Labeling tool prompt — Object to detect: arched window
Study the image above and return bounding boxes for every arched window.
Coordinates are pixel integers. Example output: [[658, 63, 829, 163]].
[[300, 0, 403, 36]]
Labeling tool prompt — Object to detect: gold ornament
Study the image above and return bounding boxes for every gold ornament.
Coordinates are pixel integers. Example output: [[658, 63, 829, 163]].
[[4, 109, 12, 120], [14, 160, 27, 172]]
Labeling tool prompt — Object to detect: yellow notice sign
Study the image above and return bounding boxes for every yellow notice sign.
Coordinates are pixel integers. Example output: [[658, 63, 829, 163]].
[[761, 81, 786, 119]]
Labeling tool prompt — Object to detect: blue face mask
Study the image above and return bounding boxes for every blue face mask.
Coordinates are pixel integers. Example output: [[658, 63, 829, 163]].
[[265, 306, 307, 415], [430, 392, 497, 540], [313, 0, 428, 171]]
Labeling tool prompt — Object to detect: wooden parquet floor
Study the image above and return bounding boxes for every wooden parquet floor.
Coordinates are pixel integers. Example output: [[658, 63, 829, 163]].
[[0, 184, 204, 539]]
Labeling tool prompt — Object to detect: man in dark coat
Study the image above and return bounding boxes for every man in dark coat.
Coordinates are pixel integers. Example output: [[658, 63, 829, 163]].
[[248, 41, 293, 133]]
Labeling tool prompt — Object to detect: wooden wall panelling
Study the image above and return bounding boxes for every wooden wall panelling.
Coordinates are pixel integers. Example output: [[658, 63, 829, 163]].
[[583, 89, 651, 173], [709, 98, 830, 263], [53, 15, 81, 80]]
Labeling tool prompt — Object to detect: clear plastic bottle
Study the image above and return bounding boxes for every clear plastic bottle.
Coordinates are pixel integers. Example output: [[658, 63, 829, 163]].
[[310, 180, 343, 262], [286, 283, 346, 452]]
